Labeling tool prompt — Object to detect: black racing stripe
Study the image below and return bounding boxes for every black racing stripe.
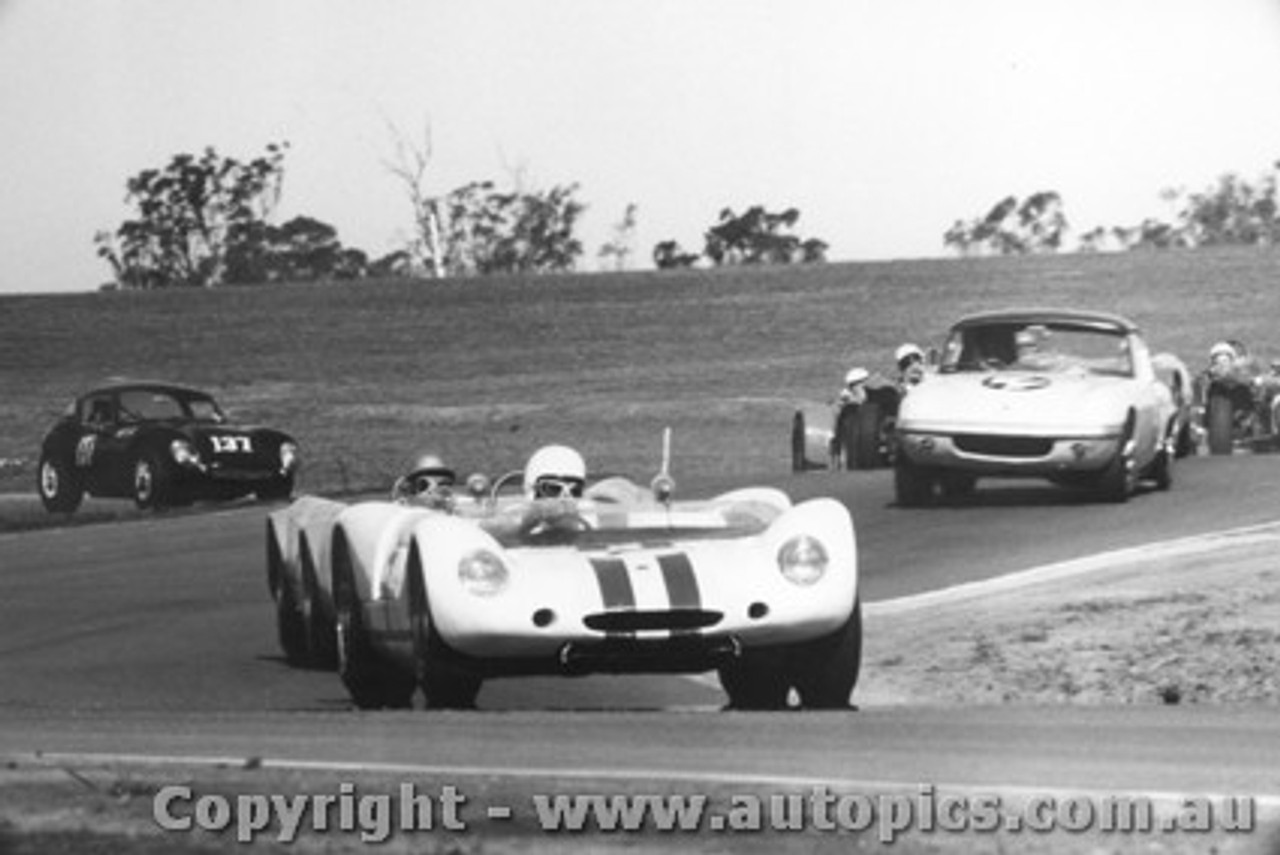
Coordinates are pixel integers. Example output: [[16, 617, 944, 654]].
[[590, 557, 636, 612], [658, 553, 700, 611]]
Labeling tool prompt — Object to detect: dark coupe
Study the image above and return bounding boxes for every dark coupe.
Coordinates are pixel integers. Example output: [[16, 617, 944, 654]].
[[37, 382, 299, 513]]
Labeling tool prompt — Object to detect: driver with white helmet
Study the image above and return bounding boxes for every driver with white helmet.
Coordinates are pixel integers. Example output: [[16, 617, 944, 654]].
[[895, 342, 927, 387], [393, 451, 458, 510], [839, 366, 871, 406], [523, 444, 587, 500]]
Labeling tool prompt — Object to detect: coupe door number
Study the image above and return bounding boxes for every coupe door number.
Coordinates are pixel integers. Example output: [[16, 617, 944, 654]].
[[75, 435, 96, 467], [211, 435, 253, 453]]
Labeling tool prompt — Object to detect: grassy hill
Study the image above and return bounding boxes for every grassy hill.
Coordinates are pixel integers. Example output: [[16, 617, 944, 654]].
[[3, 247, 1280, 498]]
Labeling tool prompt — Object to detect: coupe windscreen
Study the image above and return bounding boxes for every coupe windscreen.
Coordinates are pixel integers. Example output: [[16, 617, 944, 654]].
[[941, 322, 1133, 377], [117, 389, 225, 423]]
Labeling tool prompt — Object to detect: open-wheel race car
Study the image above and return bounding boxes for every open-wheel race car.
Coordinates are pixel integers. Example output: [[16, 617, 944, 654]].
[[1194, 341, 1280, 455], [792, 370, 903, 471], [893, 309, 1194, 505], [37, 381, 299, 513], [266, 436, 861, 711]]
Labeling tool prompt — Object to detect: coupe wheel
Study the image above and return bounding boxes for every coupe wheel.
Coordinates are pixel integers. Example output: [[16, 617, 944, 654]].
[[133, 452, 175, 510], [257, 474, 295, 502], [37, 454, 83, 514], [1097, 413, 1137, 503], [790, 600, 862, 709], [894, 457, 936, 507]]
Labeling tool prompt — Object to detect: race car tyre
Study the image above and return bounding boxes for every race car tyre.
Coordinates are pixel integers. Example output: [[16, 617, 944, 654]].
[[791, 411, 806, 473], [718, 650, 789, 710], [790, 599, 862, 709], [299, 533, 338, 669], [1174, 420, 1196, 459], [133, 451, 176, 510], [1147, 447, 1173, 492], [408, 544, 482, 710], [37, 453, 83, 514], [938, 471, 978, 501], [333, 533, 415, 710], [894, 457, 936, 507], [850, 401, 884, 469], [257, 474, 295, 502], [266, 520, 309, 666], [1097, 414, 1136, 503], [1206, 392, 1235, 456]]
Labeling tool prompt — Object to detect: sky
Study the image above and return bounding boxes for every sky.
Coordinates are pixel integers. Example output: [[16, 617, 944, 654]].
[[2, 0, 1280, 293]]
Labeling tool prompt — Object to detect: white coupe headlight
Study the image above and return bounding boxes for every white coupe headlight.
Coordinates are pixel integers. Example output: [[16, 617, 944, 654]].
[[777, 535, 828, 586], [458, 549, 510, 597], [280, 442, 300, 472], [169, 439, 202, 468]]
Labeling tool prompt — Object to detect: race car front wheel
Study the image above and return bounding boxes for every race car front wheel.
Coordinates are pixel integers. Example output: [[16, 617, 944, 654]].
[[790, 599, 862, 709], [133, 451, 176, 510], [408, 543, 482, 710], [37, 454, 83, 514], [333, 531, 416, 710]]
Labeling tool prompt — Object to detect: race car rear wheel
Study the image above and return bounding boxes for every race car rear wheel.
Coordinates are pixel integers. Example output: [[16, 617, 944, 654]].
[[333, 532, 415, 710], [1206, 392, 1235, 456], [299, 532, 338, 669], [790, 599, 862, 710], [267, 520, 310, 667], [849, 401, 885, 469], [717, 650, 790, 710], [790, 411, 806, 473], [408, 543, 482, 710], [37, 453, 83, 514]]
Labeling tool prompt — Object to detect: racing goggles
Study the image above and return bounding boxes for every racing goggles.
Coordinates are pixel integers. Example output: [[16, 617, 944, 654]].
[[533, 476, 585, 499], [410, 472, 455, 495]]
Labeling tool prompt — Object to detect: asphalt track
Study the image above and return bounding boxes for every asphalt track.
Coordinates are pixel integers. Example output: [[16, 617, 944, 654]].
[[2, 454, 1280, 800]]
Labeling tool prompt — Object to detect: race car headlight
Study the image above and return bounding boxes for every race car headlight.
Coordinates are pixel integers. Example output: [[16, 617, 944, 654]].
[[280, 442, 300, 472], [169, 439, 202, 468], [777, 535, 828, 587], [458, 549, 510, 597]]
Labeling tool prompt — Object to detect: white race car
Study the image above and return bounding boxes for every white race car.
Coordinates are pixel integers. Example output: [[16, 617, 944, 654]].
[[266, 441, 861, 711], [894, 308, 1189, 505]]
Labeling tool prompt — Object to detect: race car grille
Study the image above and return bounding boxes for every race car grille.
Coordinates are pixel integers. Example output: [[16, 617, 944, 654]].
[[583, 609, 724, 633], [953, 434, 1053, 458]]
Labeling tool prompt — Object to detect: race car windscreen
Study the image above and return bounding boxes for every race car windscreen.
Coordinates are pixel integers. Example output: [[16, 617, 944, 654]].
[[941, 322, 1133, 377]]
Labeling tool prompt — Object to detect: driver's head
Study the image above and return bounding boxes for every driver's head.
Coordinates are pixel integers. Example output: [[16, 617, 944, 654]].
[[523, 445, 586, 499], [400, 451, 456, 501], [1209, 341, 1236, 368]]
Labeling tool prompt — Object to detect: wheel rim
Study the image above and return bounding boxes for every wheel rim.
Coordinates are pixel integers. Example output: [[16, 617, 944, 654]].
[[134, 460, 153, 502], [40, 461, 58, 498]]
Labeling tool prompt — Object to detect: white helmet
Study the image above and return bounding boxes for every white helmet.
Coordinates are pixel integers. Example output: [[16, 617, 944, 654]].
[[844, 366, 870, 387], [1209, 341, 1235, 361], [895, 343, 925, 368], [523, 445, 586, 499]]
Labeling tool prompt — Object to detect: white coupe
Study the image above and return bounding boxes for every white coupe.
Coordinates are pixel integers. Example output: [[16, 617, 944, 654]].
[[893, 308, 1191, 505]]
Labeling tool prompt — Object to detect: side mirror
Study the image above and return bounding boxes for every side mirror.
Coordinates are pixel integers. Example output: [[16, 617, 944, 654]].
[[651, 473, 675, 505]]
